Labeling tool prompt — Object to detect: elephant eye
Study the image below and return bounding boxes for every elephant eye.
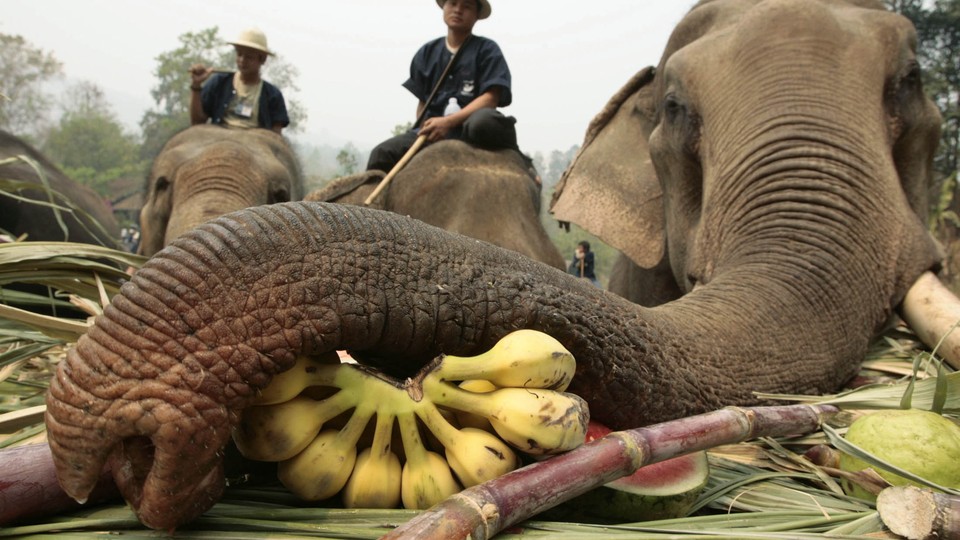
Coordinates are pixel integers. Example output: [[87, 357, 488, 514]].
[[270, 188, 290, 204], [663, 93, 684, 122], [901, 63, 922, 92], [154, 176, 170, 193]]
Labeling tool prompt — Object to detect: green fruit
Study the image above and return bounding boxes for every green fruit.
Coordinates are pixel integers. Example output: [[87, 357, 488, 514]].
[[839, 409, 960, 501]]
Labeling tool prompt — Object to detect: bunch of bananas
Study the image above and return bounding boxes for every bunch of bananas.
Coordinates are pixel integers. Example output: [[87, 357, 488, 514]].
[[232, 329, 589, 510]]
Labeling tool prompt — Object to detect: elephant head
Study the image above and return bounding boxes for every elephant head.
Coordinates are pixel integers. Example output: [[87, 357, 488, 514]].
[[0, 130, 119, 247], [137, 125, 303, 257], [553, 0, 944, 311], [44, 0, 958, 530], [306, 140, 566, 270]]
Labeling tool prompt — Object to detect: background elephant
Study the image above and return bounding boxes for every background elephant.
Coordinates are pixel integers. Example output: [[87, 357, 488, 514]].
[[45, 0, 958, 530], [0, 130, 119, 247], [552, 4, 944, 310], [138, 124, 304, 257], [306, 140, 566, 270]]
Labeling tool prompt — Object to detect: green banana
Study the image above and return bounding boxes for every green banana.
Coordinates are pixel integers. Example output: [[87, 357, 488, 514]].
[[432, 329, 576, 391], [424, 374, 589, 455], [277, 404, 374, 501], [342, 412, 402, 508], [398, 412, 461, 509], [417, 401, 518, 487], [232, 390, 354, 461]]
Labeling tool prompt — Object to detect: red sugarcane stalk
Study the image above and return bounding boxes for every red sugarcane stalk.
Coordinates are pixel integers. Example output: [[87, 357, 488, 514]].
[[0, 442, 119, 525], [382, 403, 838, 540]]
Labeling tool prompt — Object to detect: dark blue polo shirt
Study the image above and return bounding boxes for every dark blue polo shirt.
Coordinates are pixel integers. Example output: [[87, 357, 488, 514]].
[[403, 35, 512, 124], [199, 72, 290, 129]]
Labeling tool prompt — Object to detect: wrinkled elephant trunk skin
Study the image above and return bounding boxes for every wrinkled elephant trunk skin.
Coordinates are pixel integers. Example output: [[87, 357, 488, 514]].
[[46, 202, 885, 528]]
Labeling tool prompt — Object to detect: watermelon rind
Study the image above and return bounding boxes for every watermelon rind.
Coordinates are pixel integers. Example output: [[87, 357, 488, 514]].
[[540, 451, 710, 524]]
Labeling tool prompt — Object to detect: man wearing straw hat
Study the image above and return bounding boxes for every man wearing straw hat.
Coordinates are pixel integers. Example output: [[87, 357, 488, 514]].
[[366, 0, 520, 172], [189, 28, 290, 134]]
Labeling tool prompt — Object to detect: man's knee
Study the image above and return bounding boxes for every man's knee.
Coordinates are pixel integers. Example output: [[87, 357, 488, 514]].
[[367, 131, 418, 171], [462, 109, 517, 150]]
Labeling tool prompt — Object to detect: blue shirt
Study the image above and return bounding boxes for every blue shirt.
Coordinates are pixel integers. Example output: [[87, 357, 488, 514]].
[[199, 72, 290, 129], [568, 251, 597, 280], [403, 35, 511, 125]]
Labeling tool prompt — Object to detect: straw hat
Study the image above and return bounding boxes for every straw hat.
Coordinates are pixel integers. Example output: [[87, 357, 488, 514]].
[[436, 0, 491, 20], [227, 28, 273, 55]]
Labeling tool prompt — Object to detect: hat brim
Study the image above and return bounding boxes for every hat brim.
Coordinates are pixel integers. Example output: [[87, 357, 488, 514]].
[[227, 40, 273, 55], [436, 0, 491, 20]]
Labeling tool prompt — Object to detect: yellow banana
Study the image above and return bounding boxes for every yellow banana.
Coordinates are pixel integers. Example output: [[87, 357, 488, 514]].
[[253, 352, 341, 405], [342, 412, 402, 508], [277, 404, 374, 501], [417, 402, 518, 487], [342, 447, 402, 509], [424, 375, 589, 455], [397, 411, 461, 509], [453, 380, 497, 431], [232, 390, 354, 461], [432, 329, 576, 391]]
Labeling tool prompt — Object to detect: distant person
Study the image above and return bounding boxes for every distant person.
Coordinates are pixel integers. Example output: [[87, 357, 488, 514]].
[[189, 28, 289, 134], [568, 241, 600, 287], [366, 0, 522, 172]]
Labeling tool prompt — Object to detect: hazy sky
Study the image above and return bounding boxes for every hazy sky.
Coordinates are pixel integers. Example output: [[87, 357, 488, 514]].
[[3, 1, 694, 155]]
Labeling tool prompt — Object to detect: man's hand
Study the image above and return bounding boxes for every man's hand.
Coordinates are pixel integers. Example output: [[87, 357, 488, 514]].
[[419, 115, 457, 142], [189, 64, 214, 88]]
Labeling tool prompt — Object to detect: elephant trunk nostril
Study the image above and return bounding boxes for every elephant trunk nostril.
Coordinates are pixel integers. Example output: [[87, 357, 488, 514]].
[[107, 436, 156, 510]]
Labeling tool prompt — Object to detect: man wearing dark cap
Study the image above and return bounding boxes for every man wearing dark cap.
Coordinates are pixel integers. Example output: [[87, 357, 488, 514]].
[[189, 28, 290, 134], [366, 0, 520, 172]]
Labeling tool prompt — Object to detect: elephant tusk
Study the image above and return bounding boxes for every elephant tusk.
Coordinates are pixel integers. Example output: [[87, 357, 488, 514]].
[[900, 271, 960, 370]]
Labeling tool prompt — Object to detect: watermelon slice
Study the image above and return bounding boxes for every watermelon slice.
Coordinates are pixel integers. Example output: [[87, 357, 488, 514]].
[[542, 421, 710, 523]]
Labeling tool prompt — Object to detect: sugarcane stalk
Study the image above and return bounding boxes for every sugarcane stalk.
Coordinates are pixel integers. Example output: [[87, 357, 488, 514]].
[[381, 403, 837, 540], [877, 485, 960, 540], [0, 442, 119, 526]]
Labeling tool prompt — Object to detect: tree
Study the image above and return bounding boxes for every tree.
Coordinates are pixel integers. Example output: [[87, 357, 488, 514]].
[[138, 28, 225, 161], [923, 0, 959, 178], [139, 27, 307, 162], [0, 34, 63, 139], [44, 81, 144, 198], [336, 143, 360, 176]]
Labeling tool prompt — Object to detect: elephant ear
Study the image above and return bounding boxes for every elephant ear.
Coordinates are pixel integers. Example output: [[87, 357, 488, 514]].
[[550, 66, 663, 269]]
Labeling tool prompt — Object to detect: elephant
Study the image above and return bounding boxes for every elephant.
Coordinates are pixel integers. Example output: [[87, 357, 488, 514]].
[[305, 140, 566, 270], [43, 0, 960, 530], [137, 124, 303, 257], [0, 130, 119, 247]]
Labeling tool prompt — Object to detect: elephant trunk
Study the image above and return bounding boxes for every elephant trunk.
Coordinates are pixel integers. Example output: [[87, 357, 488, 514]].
[[41, 202, 905, 529], [165, 165, 266, 245]]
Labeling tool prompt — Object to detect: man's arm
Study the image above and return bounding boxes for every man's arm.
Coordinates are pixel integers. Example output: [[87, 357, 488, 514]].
[[189, 88, 208, 125], [189, 65, 213, 125]]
